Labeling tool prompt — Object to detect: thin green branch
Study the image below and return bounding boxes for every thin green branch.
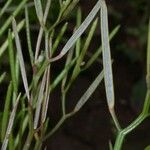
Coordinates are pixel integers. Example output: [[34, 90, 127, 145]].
[[114, 20, 150, 149]]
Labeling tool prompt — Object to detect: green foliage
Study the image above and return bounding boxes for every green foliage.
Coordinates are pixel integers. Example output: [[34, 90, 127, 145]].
[[145, 145, 150, 150], [0, 0, 149, 150]]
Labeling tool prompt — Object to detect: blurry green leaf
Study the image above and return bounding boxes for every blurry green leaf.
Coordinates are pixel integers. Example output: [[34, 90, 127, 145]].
[[50, 0, 102, 61], [83, 25, 120, 71], [0, 0, 28, 37], [1, 94, 21, 150], [75, 7, 82, 57], [74, 71, 103, 112], [34, 0, 51, 61], [34, 0, 43, 24], [8, 30, 18, 95], [0, 0, 12, 18], [62, 46, 74, 91], [61, 0, 79, 20], [100, 0, 114, 109], [109, 140, 113, 150], [41, 67, 50, 123], [100, 0, 120, 131], [145, 145, 150, 150], [12, 18, 30, 101], [25, 6, 34, 66], [71, 18, 98, 82], [14, 116, 28, 148], [0, 72, 6, 84], [0, 20, 25, 58], [34, 71, 47, 129], [43, 0, 51, 24], [50, 58, 76, 90], [1, 83, 12, 141], [52, 22, 68, 54]]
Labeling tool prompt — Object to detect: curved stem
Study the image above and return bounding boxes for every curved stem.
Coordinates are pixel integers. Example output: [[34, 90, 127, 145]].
[[43, 116, 66, 141], [114, 15, 150, 150], [114, 113, 146, 150], [142, 90, 150, 115], [109, 108, 121, 131], [114, 90, 150, 150]]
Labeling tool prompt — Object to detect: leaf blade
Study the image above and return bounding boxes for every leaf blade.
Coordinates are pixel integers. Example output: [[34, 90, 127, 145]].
[[12, 18, 30, 101], [100, 0, 114, 109], [50, 0, 102, 61], [74, 71, 103, 112]]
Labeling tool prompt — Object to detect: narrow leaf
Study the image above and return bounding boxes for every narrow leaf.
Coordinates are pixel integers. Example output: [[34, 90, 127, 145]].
[[1, 94, 21, 150], [34, 0, 51, 61], [74, 71, 103, 112], [41, 67, 50, 123], [34, 71, 47, 129], [0, 0, 12, 18], [12, 18, 30, 101], [100, 0, 114, 109], [25, 6, 34, 66], [0, 72, 6, 84], [1, 82, 12, 141], [50, 0, 102, 61], [71, 18, 98, 82], [52, 22, 68, 54], [83, 25, 120, 71], [100, 0, 121, 131], [34, 0, 43, 24], [50, 58, 76, 90], [8, 29, 18, 94], [109, 140, 113, 150], [61, 46, 74, 91], [75, 7, 82, 57], [14, 115, 28, 147], [61, 0, 79, 20]]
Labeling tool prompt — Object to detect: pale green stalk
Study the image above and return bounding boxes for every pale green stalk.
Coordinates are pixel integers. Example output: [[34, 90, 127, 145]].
[[34, 0, 51, 61], [12, 18, 30, 101], [1, 94, 21, 150], [100, 0, 121, 131]]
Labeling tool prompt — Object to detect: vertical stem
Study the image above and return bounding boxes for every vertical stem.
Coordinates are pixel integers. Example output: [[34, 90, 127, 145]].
[[62, 92, 66, 116]]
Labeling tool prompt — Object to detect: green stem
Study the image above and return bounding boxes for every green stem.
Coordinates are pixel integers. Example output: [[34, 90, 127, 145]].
[[109, 108, 121, 131], [23, 132, 34, 150], [43, 112, 75, 142], [142, 90, 150, 115], [62, 92, 66, 116], [114, 90, 150, 150], [114, 113, 146, 150], [43, 116, 66, 141]]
